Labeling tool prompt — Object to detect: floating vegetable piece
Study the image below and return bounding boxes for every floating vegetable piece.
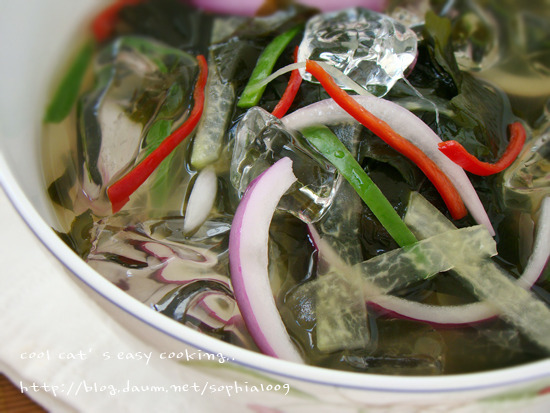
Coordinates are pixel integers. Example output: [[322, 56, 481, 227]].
[[444, 253, 550, 352], [312, 214, 495, 295], [312, 225, 496, 296], [237, 24, 303, 108], [298, 7, 417, 95], [301, 125, 417, 247], [311, 177, 369, 353], [404, 192, 456, 234], [306, 221, 495, 326], [190, 16, 242, 170], [282, 93, 494, 234], [190, 56, 235, 169], [107, 54, 208, 213], [399, 193, 550, 346], [404, 192, 550, 288], [229, 157, 304, 362], [361, 225, 496, 292], [44, 41, 94, 123], [303, 60, 468, 222], [404, 193, 550, 293], [314, 269, 369, 352], [301, 223, 495, 351], [308, 193, 550, 331], [439, 122, 526, 176]]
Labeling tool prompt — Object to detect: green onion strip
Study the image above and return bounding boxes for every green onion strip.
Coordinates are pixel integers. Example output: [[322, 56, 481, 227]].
[[237, 24, 303, 108], [44, 41, 94, 123], [301, 125, 418, 247]]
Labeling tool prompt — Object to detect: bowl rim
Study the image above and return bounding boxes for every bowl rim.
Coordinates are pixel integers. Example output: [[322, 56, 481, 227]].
[[2, 157, 550, 395]]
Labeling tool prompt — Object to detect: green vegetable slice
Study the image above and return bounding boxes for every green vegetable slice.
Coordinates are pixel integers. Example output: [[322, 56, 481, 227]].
[[237, 24, 302, 108], [44, 41, 93, 123], [301, 125, 417, 247]]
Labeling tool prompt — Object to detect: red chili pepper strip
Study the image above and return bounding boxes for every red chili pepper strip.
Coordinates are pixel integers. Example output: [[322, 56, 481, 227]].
[[107, 55, 208, 213], [305, 60, 468, 220], [91, 0, 142, 43], [272, 47, 303, 119], [438, 122, 526, 176]]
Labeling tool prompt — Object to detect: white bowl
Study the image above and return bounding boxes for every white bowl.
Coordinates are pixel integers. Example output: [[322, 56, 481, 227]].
[[1, 0, 549, 411]]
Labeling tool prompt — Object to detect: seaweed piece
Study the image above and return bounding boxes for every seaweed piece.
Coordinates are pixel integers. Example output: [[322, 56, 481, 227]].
[[117, 0, 215, 54], [55, 210, 94, 258]]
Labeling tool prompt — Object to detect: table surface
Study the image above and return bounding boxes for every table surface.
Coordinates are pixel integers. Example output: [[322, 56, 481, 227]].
[[0, 374, 46, 412]]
